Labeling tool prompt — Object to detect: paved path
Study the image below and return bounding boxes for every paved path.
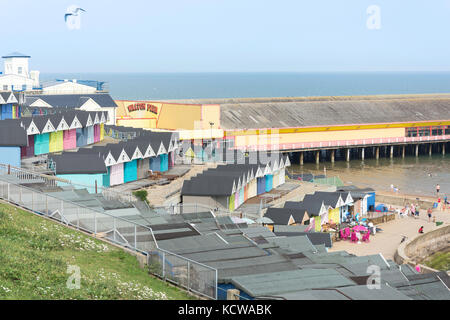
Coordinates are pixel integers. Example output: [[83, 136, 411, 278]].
[[329, 204, 450, 260]]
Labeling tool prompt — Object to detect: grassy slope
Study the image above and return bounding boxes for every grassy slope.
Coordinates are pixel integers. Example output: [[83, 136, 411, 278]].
[[0, 202, 194, 300], [424, 250, 450, 272]]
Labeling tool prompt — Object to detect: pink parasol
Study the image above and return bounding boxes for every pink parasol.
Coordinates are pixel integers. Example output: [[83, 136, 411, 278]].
[[353, 225, 368, 232]]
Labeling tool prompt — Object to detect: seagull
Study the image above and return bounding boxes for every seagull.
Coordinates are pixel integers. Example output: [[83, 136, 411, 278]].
[[65, 7, 86, 22]]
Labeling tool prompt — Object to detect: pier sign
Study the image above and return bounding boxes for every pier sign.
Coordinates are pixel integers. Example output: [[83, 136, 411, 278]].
[[127, 103, 158, 115]]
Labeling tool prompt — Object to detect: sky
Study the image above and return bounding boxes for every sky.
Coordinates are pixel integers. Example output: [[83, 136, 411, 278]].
[[1, 0, 450, 73]]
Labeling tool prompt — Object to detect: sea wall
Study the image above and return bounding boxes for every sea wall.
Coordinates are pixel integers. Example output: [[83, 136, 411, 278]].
[[376, 194, 434, 210], [394, 224, 450, 274]]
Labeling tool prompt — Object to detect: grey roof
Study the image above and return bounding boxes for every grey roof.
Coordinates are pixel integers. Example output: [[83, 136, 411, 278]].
[[0, 121, 28, 146], [24, 94, 117, 109], [268, 235, 318, 254], [265, 207, 307, 225], [274, 232, 333, 248], [50, 153, 107, 174], [217, 95, 450, 129], [229, 269, 356, 297], [273, 225, 310, 233], [336, 284, 412, 300]]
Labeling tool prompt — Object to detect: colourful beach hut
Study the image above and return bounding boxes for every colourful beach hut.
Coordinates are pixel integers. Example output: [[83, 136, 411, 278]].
[[49, 131, 63, 153], [102, 166, 110, 187], [265, 174, 273, 192], [94, 124, 100, 143], [234, 192, 239, 210], [34, 133, 50, 155], [160, 153, 169, 172], [63, 129, 77, 150], [86, 125, 94, 145], [109, 162, 124, 186], [229, 195, 235, 212], [239, 187, 245, 205], [76, 127, 88, 147], [21, 135, 35, 158], [257, 177, 265, 195], [137, 158, 149, 179], [124, 159, 138, 183], [100, 123, 105, 141], [150, 155, 161, 172]]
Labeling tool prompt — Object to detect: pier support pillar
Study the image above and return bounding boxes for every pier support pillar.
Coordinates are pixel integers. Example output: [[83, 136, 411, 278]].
[[390, 145, 394, 158], [415, 144, 419, 157], [361, 148, 365, 160], [375, 147, 379, 160], [443, 143, 446, 155], [346, 149, 350, 162], [299, 152, 304, 166], [429, 144, 432, 156], [331, 150, 335, 163], [402, 146, 405, 158], [315, 151, 320, 164]]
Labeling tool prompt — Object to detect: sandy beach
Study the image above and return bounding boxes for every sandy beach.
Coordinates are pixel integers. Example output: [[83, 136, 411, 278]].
[[329, 190, 450, 260]]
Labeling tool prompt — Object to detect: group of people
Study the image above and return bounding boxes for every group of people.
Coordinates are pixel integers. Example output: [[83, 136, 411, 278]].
[[397, 203, 421, 219]]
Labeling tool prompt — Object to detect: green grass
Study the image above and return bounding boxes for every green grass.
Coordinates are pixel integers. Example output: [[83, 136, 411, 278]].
[[0, 202, 194, 300], [424, 250, 450, 271]]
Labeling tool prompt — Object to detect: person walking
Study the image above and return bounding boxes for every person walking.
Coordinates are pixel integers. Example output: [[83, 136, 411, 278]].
[[436, 184, 440, 195], [427, 208, 432, 222]]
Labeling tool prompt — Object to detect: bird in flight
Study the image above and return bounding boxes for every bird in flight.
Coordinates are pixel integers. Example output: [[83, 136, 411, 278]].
[[65, 7, 86, 22]]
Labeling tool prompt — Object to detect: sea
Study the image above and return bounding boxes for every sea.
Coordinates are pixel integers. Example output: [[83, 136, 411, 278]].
[[40, 72, 450, 197]]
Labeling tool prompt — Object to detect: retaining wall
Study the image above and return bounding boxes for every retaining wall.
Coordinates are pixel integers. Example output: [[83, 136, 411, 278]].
[[394, 224, 450, 274]]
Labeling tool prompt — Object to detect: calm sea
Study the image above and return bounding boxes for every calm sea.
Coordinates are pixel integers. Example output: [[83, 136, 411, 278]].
[[40, 72, 450, 196], [40, 72, 450, 100]]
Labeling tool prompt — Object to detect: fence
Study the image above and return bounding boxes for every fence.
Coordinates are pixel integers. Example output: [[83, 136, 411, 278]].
[[0, 166, 218, 300], [0, 163, 134, 203], [164, 202, 242, 218], [311, 176, 344, 187], [148, 248, 217, 300]]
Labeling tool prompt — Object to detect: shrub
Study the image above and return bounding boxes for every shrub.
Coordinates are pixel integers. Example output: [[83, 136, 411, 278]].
[[133, 190, 148, 203]]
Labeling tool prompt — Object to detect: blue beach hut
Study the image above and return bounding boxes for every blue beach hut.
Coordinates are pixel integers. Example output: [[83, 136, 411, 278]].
[[257, 177, 266, 195], [265, 174, 273, 192], [124, 159, 137, 183]]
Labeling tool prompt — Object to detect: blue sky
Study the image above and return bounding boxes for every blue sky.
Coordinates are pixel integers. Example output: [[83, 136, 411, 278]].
[[1, 0, 450, 72]]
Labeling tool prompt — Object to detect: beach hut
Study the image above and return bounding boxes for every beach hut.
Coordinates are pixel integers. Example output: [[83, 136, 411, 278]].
[[150, 155, 161, 172], [94, 124, 100, 143], [160, 153, 169, 172], [265, 174, 273, 192], [168, 151, 175, 168], [21, 135, 35, 158], [257, 176, 265, 195], [0, 122, 28, 167], [51, 153, 108, 193], [109, 162, 124, 186], [76, 127, 88, 147], [86, 125, 94, 145], [234, 191, 239, 210], [102, 166, 110, 187], [239, 187, 245, 205], [248, 178, 257, 199], [123, 159, 138, 183], [244, 186, 248, 201], [137, 158, 149, 179], [34, 133, 50, 155], [229, 194, 235, 212], [49, 130, 63, 153], [63, 129, 77, 150], [100, 123, 105, 141]]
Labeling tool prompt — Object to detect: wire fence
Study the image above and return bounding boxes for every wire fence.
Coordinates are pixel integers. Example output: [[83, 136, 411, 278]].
[[0, 166, 218, 300]]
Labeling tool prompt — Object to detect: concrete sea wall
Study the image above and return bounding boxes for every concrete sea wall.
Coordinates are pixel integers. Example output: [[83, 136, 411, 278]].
[[394, 224, 450, 274]]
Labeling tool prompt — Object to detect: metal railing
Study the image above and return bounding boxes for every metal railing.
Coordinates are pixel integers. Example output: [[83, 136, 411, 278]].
[[0, 164, 134, 203], [236, 134, 450, 151], [0, 165, 218, 300], [148, 248, 218, 300]]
